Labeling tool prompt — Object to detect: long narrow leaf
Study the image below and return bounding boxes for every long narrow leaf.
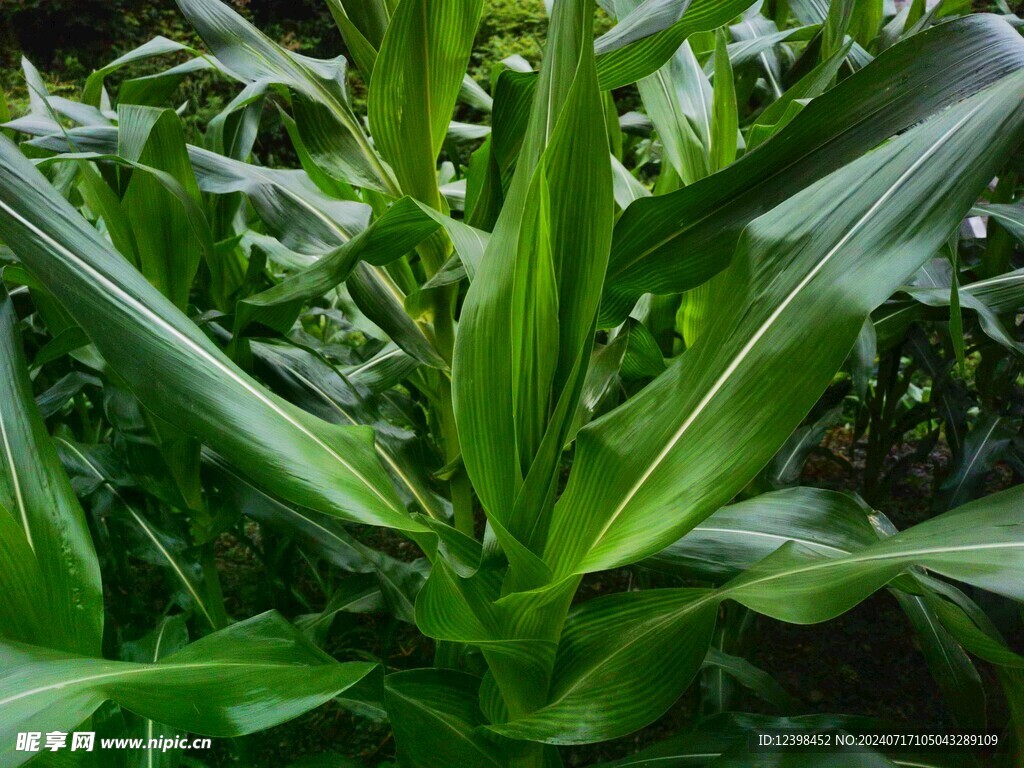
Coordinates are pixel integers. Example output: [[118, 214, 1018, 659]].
[[0, 288, 103, 655], [0, 612, 377, 768], [546, 71, 1024, 575], [601, 15, 1024, 326], [368, 0, 484, 206], [0, 136, 422, 534]]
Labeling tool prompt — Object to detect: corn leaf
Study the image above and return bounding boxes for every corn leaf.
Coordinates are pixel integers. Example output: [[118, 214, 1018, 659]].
[[595, 0, 758, 89], [453, 0, 613, 551], [494, 485, 1024, 742], [632, 35, 712, 185], [368, 0, 484, 206], [251, 339, 450, 521], [546, 71, 1024, 576], [874, 267, 1024, 352], [118, 105, 204, 309], [175, 0, 397, 193], [0, 612, 377, 768], [0, 135, 421, 534], [57, 438, 220, 630], [0, 288, 103, 656], [26, 125, 373, 254], [385, 670, 504, 768], [602, 15, 1024, 326], [0, 502, 51, 650], [647, 488, 986, 729]]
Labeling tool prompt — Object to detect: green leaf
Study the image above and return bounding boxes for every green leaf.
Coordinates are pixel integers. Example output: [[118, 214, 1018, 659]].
[[0, 135, 422, 535], [8, 58, 111, 136], [747, 41, 851, 151], [601, 15, 1024, 326], [937, 415, 1017, 511], [123, 57, 224, 109], [766, 407, 843, 488], [822, 0, 856, 61], [943, 234, 966, 370], [30, 326, 90, 370], [185, 144, 372, 252], [849, 0, 884, 45], [348, 263, 445, 370], [251, 339, 450, 521], [874, 267, 1024, 354], [789, 0, 874, 67], [384, 670, 504, 768], [295, 575, 383, 646], [0, 612, 377, 768], [236, 197, 485, 368], [929, 272, 1021, 353], [81, 37, 209, 106], [175, 0, 397, 193], [325, 0, 386, 80], [0, 502, 50, 650], [546, 70, 1024, 576], [453, 0, 614, 553], [368, 0, 484, 206], [0, 288, 103, 656], [701, 648, 799, 712], [725, 484, 1024, 617], [718, 21, 819, 76], [645, 487, 878, 580], [345, 344, 421, 393], [648, 488, 987, 728], [57, 439, 220, 630], [618, 320, 666, 381], [568, 332, 629, 442], [595, 0, 759, 89], [118, 105, 204, 309], [466, 68, 537, 229], [710, 29, 738, 173], [497, 486, 1024, 743], [632, 35, 712, 185], [204, 452, 430, 622], [236, 198, 440, 339], [120, 615, 192, 768], [611, 154, 651, 209], [975, 202, 1024, 243], [26, 110, 373, 259], [488, 588, 719, 743]]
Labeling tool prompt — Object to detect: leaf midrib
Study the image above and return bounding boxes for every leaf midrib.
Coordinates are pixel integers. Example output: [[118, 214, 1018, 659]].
[[0, 661, 332, 708], [0, 412, 32, 551], [588, 93, 990, 557], [388, 686, 502, 766], [722, 540, 1024, 599], [536, 529, 1022, 719], [57, 439, 217, 629], [608, 38, 1000, 281]]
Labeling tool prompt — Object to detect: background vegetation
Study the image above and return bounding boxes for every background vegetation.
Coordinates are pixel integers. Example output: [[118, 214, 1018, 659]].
[[0, 1, 550, 113], [1, 0, 1023, 766]]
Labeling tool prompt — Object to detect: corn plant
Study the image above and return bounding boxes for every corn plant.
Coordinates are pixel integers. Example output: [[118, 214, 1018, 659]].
[[1, 0, 1024, 766]]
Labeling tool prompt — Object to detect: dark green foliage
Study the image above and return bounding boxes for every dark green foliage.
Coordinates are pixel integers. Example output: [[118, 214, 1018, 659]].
[[1, 1, 1023, 767]]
